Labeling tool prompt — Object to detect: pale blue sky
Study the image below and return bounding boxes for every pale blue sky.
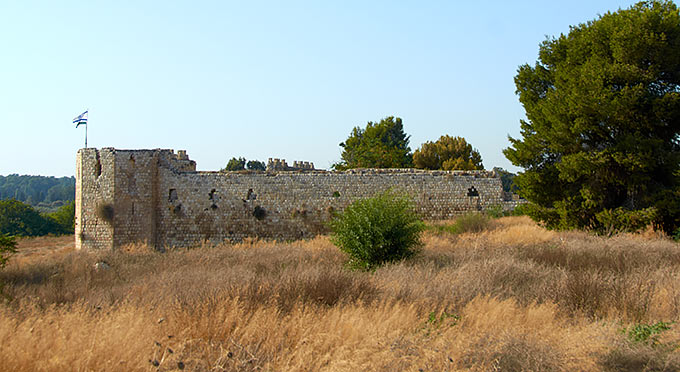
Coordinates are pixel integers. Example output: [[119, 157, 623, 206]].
[[0, 0, 646, 176]]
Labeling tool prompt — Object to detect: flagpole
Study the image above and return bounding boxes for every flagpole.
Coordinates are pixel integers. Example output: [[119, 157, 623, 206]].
[[85, 108, 88, 148], [74, 109, 89, 148]]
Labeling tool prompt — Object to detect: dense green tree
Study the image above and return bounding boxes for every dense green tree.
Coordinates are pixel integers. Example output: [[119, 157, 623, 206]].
[[0, 199, 61, 236], [223, 157, 246, 171], [413, 135, 484, 171], [504, 1, 680, 233], [46, 201, 75, 233], [334, 116, 412, 170], [246, 160, 266, 171], [493, 167, 520, 194]]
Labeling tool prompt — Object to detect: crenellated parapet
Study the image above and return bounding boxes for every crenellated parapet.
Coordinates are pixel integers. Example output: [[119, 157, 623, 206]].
[[266, 158, 315, 171]]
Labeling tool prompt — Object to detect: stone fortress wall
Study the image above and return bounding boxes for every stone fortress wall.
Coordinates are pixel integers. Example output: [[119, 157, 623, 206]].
[[76, 148, 510, 250]]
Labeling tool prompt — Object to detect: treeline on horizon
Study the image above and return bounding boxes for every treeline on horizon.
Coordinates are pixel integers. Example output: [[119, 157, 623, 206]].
[[0, 175, 76, 238], [0, 175, 75, 213]]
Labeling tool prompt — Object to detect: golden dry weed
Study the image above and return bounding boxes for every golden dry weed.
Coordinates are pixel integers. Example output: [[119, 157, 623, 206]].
[[1, 216, 679, 371]]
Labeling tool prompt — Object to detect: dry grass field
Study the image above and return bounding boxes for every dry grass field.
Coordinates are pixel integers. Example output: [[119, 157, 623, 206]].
[[1, 216, 680, 371]]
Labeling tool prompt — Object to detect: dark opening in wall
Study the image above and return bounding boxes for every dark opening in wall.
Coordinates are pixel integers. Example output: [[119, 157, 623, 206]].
[[95, 151, 102, 178], [169, 189, 178, 202], [97, 203, 114, 223], [467, 186, 479, 197], [246, 188, 256, 201], [208, 189, 219, 209], [253, 205, 267, 220], [129, 154, 135, 167], [332, 191, 341, 198]]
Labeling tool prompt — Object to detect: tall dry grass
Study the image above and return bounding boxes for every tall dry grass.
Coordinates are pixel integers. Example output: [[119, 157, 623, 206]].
[[1, 216, 680, 371]]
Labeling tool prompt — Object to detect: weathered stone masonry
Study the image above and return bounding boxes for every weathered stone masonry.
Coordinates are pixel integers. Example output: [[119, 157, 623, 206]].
[[76, 148, 506, 250]]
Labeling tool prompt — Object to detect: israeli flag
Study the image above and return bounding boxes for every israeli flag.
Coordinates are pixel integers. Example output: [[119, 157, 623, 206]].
[[73, 110, 88, 127]]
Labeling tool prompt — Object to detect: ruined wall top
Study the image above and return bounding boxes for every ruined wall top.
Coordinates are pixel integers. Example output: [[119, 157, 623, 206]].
[[85, 148, 499, 178], [266, 158, 315, 171], [85, 147, 197, 172]]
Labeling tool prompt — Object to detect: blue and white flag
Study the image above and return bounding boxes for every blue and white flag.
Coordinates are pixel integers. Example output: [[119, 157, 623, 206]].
[[73, 110, 88, 127]]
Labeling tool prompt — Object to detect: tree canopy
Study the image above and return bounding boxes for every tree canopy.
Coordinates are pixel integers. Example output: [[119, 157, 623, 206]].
[[493, 167, 520, 194], [223, 157, 246, 171], [0, 199, 59, 236], [504, 1, 680, 234], [334, 116, 412, 170], [246, 160, 266, 171], [46, 201, 75, 233], [222, 158, 266, 171], [413, 135, 484, 171]]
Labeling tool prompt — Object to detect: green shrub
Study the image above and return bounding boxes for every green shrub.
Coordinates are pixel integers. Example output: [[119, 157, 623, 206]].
[[595, 207, 657, 235], [0, 233, 16, 270], [45, 201, 75, 234], [329, 190, 424, 270], [446, 213, 493, 234], [0, 233, 16, 298], [622, 321, 673, 346], [510, 203, 529, 216], [486, 204, 504, 218]]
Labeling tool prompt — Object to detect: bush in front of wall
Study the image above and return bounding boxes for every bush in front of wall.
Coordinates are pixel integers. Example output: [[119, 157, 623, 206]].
[[329, 190, 424, 270]]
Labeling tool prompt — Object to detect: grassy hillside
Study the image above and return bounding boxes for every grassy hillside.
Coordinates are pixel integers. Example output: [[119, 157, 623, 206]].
[[1, 217, 679, 371]]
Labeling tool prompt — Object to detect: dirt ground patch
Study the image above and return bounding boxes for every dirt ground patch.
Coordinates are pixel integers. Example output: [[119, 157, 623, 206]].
[[11, 235, 74, 264]]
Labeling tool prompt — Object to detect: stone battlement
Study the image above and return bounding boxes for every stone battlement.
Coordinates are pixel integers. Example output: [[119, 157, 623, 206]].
[[266, 158, 315, 171], [76, 148, 507, 250]]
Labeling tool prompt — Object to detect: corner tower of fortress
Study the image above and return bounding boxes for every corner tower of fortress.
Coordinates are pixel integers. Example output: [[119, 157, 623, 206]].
[[76, 148, 506, 251], [75, 148, 195, 250]]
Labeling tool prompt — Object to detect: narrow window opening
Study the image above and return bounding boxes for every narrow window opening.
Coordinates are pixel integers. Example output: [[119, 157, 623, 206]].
[[208, 189, 219, 209], [246, 188, 257, 201], [94, 151, 102, 178]]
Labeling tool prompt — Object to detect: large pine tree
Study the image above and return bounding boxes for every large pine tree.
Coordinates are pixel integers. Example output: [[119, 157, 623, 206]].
[[504, 1, 680, 233]]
